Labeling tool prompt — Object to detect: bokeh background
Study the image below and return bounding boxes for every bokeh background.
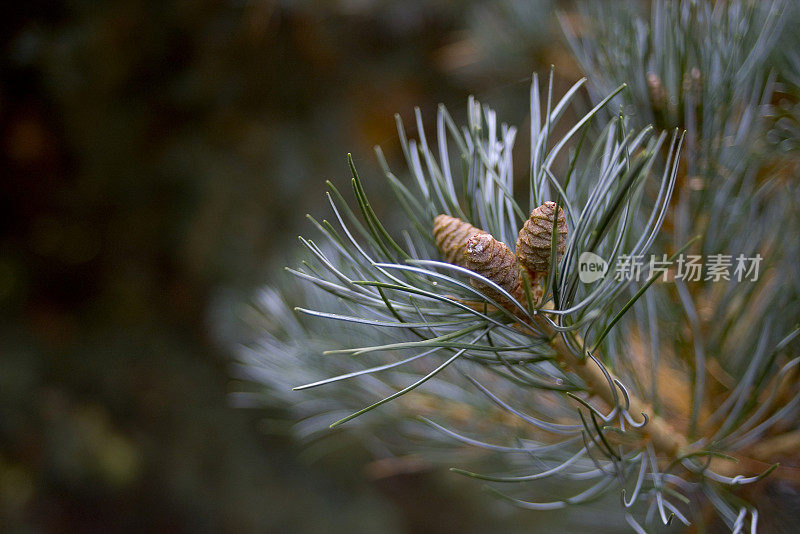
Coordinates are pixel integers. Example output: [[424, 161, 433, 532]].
[[0, 1, 597, 532]]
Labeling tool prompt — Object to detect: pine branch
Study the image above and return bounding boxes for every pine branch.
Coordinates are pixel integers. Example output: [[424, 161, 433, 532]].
[[232, 2, 800, 531]]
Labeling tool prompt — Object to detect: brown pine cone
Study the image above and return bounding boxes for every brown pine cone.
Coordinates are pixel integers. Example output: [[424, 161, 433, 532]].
[[433, 214, 483, 266], [516, 201, 567, 282], [464, 232, 524, 305]]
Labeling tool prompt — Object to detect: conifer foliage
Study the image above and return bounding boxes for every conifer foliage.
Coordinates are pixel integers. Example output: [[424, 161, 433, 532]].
[[234, 1, 800, 531]]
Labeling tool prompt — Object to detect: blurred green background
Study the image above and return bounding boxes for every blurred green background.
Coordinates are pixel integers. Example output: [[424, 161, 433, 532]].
[[0, 1, 583, 532]]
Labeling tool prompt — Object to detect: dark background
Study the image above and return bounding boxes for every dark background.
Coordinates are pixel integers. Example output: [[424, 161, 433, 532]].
[[0, 1, 583, 532]]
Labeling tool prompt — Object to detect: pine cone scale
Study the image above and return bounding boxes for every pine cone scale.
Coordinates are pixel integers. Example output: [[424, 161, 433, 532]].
[[515, 201, 567, 281], [464, 232, 523, 303], [433, 214, 482, 266]]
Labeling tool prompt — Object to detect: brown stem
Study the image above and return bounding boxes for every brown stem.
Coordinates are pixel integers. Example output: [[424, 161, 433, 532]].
[[536, 316, 689, 457]]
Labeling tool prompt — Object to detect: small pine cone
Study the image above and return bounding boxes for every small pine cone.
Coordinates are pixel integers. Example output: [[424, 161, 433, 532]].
[[433, 214, 483, 266], [464, 232, 523, 304], [516, 201, 567, 282]]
